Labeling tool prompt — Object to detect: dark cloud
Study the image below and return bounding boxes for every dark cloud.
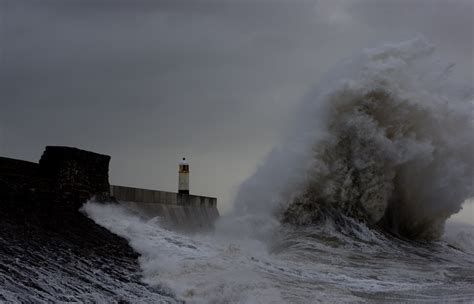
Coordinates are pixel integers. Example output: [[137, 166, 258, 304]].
[[1, 0, 472, 213]]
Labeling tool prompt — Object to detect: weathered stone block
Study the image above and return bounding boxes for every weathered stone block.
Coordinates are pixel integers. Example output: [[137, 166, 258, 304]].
[[1, 146, 112, 216], [38, 146, 111, 206]]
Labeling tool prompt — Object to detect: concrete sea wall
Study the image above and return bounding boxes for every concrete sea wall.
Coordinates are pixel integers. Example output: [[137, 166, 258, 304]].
[[110, 185, 219, 231]]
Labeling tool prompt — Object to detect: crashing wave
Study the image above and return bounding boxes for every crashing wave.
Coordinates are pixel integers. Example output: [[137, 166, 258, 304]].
[[234, 37, 474, 240]]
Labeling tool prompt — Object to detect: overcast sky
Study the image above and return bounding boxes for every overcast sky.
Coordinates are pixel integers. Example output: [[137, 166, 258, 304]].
[[0, 0, 472, 219]]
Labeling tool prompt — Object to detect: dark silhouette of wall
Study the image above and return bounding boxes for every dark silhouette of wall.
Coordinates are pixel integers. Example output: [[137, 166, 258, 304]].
[[39, 146, 111, 206], [0, 146, 111, 222]]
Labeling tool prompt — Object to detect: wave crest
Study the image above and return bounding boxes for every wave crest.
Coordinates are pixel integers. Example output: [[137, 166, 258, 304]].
[[236, 37, 474, 240]]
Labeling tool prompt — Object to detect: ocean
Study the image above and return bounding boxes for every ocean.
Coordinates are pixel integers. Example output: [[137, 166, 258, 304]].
[[83, 202, 474, 303]]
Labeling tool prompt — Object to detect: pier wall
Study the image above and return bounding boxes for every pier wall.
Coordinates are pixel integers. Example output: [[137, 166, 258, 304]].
[[110, 185, 219, 231]]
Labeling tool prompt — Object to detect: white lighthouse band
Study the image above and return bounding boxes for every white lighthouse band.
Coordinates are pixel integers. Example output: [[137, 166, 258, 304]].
[[178, 157, 189, 194]]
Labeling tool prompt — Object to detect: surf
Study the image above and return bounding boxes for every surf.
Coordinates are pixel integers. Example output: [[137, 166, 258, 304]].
[[233, 37, 474, 240]]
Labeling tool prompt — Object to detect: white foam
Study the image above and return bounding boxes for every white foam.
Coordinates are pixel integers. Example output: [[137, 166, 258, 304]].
[[82, 201, 469, 303], [82, 202, 287, 303]]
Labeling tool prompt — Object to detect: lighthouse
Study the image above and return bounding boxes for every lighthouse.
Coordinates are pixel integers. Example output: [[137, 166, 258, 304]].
[[178, 157, 189, 194]]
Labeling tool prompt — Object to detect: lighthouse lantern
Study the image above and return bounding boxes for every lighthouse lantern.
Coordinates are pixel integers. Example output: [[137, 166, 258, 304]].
[[178, 157, 189, 194]]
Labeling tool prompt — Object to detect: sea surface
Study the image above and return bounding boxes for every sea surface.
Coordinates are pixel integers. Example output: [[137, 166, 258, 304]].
[[0, 200, 472, 303], [83, 202, 474, 303]]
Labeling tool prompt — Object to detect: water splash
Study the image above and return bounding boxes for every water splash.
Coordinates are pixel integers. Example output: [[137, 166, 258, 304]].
[[233, 37, 474, 240]]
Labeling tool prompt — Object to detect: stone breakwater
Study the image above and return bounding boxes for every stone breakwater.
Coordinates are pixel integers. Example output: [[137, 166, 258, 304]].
[[0, 146, 219, 229]]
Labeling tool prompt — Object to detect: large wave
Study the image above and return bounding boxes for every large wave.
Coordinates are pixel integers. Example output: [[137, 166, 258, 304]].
[[233, 37, 474, 240]]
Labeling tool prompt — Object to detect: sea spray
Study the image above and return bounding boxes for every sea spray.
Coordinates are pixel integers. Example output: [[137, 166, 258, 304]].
[[232, 37, 474, 240]]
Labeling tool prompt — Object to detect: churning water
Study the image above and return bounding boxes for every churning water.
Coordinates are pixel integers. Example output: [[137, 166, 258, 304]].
[[84, 37, 474, 303], [84, 202, 474, 303]]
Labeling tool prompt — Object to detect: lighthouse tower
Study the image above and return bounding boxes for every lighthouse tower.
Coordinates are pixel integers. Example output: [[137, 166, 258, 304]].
[[178, 157, 189, 194]]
